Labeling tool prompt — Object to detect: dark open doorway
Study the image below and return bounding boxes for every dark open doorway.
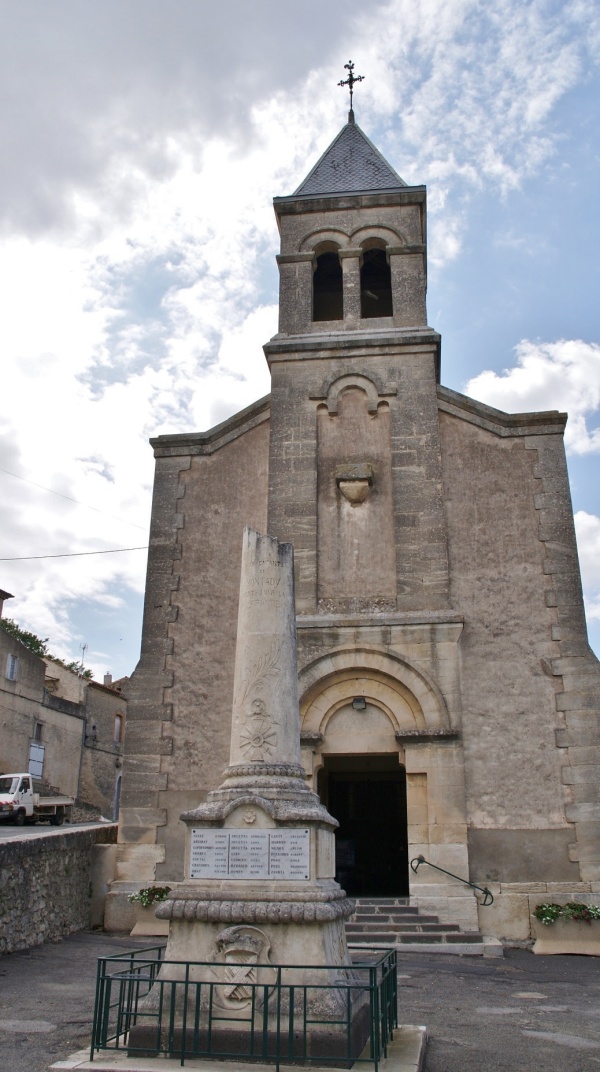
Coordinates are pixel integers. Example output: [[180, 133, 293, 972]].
[[317, 755, 409, 897]]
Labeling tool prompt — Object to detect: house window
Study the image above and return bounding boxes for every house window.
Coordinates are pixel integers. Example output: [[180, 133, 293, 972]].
[[113, 713, 123, 744], [313, 251, 343, 322], [33, 722, 43, 742], [5, 654, 18, 681]]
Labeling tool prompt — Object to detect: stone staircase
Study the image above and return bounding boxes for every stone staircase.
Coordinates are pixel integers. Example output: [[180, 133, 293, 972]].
[[345, 898, 502, 956]]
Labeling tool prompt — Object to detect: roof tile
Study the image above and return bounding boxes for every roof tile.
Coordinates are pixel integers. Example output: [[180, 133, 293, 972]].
[[294, 120, 407, 197]]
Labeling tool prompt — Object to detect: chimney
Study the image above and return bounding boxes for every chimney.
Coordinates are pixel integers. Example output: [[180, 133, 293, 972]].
[[104, 672, 113, 687], [0, 589, 14, 618]]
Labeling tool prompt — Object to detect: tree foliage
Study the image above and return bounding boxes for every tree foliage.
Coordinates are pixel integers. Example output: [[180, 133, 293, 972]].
[[0, 617, 49, 657], [0, 617, 94, 678]]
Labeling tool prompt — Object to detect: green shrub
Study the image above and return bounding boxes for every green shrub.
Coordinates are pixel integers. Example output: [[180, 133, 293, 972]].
[[533, 901, 600, 926], [128, 885, 171, 908]]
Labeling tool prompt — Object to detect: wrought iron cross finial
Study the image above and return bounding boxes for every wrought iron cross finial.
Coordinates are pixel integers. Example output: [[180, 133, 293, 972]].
[[338, 60, 364, 116]]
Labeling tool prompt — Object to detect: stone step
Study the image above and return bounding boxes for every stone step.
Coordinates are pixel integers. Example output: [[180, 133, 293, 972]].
[[353, 898, 411, 906], [349, 932, 484, 946], [349, 940, 501, 957], [347, 920, 461, 931], [350, 932, 399, 944], [345, 896, 488, 953], [398, 933, 483, 945], [352, 905, 420, 914], [352, 912, 441, 923], [444, 933, 484, 943]]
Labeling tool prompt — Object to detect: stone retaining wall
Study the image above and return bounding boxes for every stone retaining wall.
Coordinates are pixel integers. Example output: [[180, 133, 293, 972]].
[[476, 881, 600, 942], [0, 824, 117, 954]]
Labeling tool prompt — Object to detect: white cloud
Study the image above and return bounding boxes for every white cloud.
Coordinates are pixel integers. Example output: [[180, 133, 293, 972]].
[[1, 1, 600, 673], [465, 339, 600, 454], [574, 511, 600, 622]]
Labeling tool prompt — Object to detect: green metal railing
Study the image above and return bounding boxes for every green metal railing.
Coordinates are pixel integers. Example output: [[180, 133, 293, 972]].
[[410, 854, 494, 906], [91, 944, 397, 1070]]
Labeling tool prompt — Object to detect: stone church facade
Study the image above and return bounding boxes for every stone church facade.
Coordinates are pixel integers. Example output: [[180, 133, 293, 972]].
[[107, 117, 600, 941]]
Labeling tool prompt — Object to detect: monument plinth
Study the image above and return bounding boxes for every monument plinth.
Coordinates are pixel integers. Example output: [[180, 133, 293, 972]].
[[156, 527, 355, 982]]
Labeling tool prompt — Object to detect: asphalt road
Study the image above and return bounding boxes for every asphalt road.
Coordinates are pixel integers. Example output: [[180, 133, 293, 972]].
[[398, 948, 600, 1071], [0, 933, 599, 1072]]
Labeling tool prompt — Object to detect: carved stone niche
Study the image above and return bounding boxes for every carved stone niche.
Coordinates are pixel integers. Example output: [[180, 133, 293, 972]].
[[335, 463, 374, 505]]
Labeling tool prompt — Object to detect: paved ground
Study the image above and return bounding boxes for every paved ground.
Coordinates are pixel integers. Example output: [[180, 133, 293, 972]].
[[0, 933, 599, 1072], [398, 948, 600, 1071]]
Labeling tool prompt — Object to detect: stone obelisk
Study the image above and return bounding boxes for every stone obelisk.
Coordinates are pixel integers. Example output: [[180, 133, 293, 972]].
[[157, 527, 355, 975]]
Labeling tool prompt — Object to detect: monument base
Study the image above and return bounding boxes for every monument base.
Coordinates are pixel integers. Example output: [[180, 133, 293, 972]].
[[128, 1000, 371, 1068]]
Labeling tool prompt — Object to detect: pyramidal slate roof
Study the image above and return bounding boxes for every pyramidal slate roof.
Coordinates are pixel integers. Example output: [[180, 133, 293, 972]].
[[293, 116, 407, 197]]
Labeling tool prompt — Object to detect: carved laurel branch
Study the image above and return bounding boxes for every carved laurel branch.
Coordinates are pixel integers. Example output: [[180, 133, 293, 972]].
[[236, 640, 282, 710], [157, 898, 356, 924]]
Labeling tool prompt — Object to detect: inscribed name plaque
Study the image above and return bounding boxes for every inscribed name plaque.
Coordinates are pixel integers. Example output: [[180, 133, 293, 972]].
[[190, 829, 310, 880]]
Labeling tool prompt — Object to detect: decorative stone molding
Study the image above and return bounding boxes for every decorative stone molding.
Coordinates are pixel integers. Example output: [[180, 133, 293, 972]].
[[437, 385, 566, 439], [310, 372, 397, 415], [223, 763, 307, 780], [151, 396, 270, 459], [386, 244, 425, 256], [332, 460, 375, 505], [395, 730, 460, 743], [181, 791, 338, 828], [300, 731, 324, 744], [349, 224, 404, 247], [276, 252, 315, 264], [299, 646, 452, 735], [157, 897, 356, 924], [335, 463, 374, 504], [298, 228, 351, 253]]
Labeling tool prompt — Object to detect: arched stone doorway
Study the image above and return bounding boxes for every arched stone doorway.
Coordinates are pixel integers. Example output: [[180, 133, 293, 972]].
[[298, 646, 470, 909]]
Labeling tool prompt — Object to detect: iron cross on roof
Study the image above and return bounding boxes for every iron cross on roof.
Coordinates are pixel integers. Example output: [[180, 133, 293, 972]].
[[338, 60, 365, 120]]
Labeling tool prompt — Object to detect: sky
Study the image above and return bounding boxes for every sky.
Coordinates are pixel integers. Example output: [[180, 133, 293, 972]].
[[0, 0, 599, 680]]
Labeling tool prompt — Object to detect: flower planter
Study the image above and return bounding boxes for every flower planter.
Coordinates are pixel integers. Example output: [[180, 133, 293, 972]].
[[532, 917, 600, 956], [130, 903, 170, 937]]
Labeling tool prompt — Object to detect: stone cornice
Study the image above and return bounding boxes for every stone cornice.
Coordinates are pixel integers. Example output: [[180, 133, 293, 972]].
[[273, 186, 426, 216], [181, 787, 338, 829], [151, 395, 270, 458], [157, 895, 356, 924], [264, 327, 441, 362], [297, 611, 464, 630], [437, 384, 567, 437], [396, 729, 460, 743]]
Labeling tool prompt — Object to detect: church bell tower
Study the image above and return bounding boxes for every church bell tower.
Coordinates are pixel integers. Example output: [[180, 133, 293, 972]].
[[265, 107, 448, 619]]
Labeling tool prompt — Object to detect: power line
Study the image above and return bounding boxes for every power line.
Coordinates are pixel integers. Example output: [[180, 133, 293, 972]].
[[0, 546, 148, 562], [0, 466, 148, 531]]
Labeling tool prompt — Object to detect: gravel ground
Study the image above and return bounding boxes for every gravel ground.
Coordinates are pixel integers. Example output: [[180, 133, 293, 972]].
[[0, 933, 599, 1072]]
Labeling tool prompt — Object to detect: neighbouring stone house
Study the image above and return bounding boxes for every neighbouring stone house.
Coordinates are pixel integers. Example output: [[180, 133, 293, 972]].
[[78, 676, 127, 818], [107, 113, 600, 941], [0, 611, 126, 818]]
